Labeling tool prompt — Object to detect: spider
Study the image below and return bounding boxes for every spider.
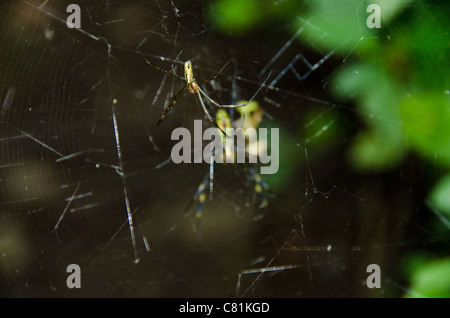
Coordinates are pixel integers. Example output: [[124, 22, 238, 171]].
[[141, 54, 268, 134], [186, 101, 269, 244]]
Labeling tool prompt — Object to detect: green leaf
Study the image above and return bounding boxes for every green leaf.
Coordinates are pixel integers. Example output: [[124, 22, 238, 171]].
[[333, 63, 406, 169], [429, 174, 450, 218], [297, 0, 362, 52], [348, 131, 404, 170], [211, 0, 262, 33], [406, 258, 450, 298], [400, 92, 450, 166]]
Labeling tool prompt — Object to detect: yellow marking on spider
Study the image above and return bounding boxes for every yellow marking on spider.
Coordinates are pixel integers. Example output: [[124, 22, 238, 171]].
[[216, 109, 234, 161], [184, 60, 199, 94], [253, 173, 262, 183], [255, 183, 263, 193], [216, 109, 231, 139], [236, 100, 263, 131]]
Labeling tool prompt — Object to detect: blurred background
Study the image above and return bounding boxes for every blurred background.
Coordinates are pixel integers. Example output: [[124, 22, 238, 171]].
[[0, 0, 449, 297]]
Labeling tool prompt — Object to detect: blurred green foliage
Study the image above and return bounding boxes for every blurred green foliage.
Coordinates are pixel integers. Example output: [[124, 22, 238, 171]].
[[210, 0, 450, 297], [406, 258, 450, 297], [210, 0, 301, 33], [301, 0, 450, 297], [429, 174, 450, 218], [333, 62, 406, 169]]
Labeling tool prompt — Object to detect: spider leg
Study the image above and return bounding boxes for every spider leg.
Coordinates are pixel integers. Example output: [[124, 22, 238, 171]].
[[156, 84, 189, 126], [246, 167, 269, 208], [199, 61, 230, 84], [185, 173, 209, 245], [196, 90, 229, 136], [209, 147, 215, 199], [184, 163, 216, 244], [140, 52, 185, 80], [197, 71, 271, 109]]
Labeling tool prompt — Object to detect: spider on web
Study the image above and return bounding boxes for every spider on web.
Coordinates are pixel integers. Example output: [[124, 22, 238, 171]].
[[185, 103, 270, 243], [142, 52, 270, 244], [140, 53, 268, 135]]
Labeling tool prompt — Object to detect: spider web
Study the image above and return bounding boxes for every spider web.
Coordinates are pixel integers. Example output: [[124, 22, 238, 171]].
[[0, 0, 447, 297]]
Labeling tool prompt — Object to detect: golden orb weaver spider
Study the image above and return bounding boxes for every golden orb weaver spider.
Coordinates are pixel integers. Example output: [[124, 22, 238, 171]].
[[142, 53, 271, 244], [141, 54, 269, 134], [186, 101, 270, 244]]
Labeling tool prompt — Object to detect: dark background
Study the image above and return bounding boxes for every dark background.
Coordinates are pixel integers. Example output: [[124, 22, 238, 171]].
[[0, 0, 448, 297]]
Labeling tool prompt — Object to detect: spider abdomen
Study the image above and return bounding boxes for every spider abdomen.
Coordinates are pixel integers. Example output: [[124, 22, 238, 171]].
[[184, 60, 199, 94]]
